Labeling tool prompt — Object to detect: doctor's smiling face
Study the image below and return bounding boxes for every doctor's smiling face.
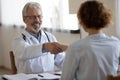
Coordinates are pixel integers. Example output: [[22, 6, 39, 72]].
[[23, 3, 43, 35]]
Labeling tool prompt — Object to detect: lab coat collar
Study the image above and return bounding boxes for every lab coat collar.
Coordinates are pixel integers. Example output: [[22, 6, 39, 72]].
[[22, 30, 32, 39], [22, 29, 46, 39], [22, 29, 47, 43]]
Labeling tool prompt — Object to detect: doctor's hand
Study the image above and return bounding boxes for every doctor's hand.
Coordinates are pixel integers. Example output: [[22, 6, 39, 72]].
[[43, 42, 68, 54]]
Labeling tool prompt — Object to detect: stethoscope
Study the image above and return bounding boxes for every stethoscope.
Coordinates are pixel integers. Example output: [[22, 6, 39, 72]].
[[21, 31, 51, 55], [22, 31, 50, 42]]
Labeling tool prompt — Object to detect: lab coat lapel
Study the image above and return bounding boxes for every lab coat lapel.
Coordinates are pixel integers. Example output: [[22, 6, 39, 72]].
[[30, 36, 39, 44], [41, 30, 49, 43], [22, 30, 39, 44]]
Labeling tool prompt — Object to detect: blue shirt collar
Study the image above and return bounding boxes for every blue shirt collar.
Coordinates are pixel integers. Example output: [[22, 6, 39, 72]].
[[26, 30, 41, 42]]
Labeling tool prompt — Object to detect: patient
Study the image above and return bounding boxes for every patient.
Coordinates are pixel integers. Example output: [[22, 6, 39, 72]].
[[61, 0, 120, 80]]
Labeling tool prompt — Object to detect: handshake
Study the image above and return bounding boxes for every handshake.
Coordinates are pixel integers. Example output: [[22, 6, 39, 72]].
[[43, 42, 68, 54]]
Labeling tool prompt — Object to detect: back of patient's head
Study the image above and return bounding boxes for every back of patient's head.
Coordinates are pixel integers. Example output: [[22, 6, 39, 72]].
[[77, 0, 112, 30]]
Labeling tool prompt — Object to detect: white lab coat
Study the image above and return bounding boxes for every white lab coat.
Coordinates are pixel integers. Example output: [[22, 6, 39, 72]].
[[61, 33, 120, 80], [12, 30, 65, 74]]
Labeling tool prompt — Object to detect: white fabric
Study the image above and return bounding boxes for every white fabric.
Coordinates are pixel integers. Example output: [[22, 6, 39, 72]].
[[12, 30, 65, 74], [61, 33, 120, 80]]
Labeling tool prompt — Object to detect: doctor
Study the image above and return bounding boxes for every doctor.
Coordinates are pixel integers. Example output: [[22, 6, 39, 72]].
[[12, 2, 67, 74]]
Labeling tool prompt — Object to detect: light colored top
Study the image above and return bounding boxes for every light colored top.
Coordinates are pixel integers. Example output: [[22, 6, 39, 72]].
[[61, 33, 120, 80], [12, 30, 65, 74]]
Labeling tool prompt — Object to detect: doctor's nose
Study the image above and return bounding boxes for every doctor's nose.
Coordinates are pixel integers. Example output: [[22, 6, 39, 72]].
[[33, 15, 42, 21]]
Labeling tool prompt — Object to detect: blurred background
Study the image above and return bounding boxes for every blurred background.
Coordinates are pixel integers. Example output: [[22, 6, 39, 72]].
[[0, 0, 120, 74]]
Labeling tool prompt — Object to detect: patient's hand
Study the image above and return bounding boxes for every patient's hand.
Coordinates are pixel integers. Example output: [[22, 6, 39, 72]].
[[54, 42, 68, 51]]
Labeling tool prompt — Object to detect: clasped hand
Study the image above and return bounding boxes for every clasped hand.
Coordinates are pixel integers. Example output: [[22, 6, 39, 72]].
[[43, 42, 68, 54]]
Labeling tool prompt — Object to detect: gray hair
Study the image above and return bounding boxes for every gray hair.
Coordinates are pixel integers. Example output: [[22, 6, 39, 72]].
[[22, 2, 42, 17]]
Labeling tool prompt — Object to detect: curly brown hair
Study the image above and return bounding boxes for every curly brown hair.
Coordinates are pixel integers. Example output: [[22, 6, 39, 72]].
[[77, 0, 112, 30]]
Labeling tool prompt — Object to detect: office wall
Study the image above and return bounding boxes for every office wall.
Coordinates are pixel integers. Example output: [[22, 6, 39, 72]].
[[1, 0, 44, 25], [98, 0, 119, 38], [69, 0, 83, 14], [1, 0, 23, 25]]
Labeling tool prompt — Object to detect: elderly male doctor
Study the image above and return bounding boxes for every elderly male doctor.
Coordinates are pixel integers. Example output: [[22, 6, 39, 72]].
[[12, 2, 67, 74]]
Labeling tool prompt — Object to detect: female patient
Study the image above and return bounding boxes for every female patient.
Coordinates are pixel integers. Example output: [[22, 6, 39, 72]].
[[61, 0, 120, 80]]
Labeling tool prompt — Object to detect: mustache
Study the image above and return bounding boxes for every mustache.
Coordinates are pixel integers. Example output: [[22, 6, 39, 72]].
[[31, 22, 41, 26]]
